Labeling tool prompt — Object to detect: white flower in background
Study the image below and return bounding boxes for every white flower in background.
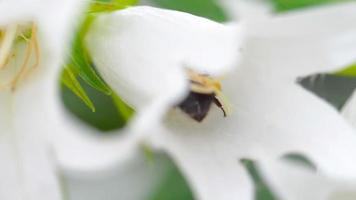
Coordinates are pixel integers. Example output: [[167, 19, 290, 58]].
[[0, 0, 86, 199], [86, 3, 356, 200], [259, 160, 356, 200]]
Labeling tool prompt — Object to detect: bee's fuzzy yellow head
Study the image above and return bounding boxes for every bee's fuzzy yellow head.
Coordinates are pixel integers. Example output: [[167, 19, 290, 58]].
[[187, 69, 222, 94], [0, 22, 40, 91]]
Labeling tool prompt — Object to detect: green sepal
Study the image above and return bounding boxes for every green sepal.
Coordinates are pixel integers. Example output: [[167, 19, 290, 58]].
[[334, 63, 356, 77], [111, 93, 134, 121], [62, 0, 139, 116], [68, 15, 112, 95], [61, 67, 96, 112]]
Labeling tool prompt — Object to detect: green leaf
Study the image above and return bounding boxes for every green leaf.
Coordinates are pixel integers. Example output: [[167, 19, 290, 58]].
[[151, 0, 228, 22], [61, 67, 95, 112], [271, 0, 354, 12], [334, 63, 356, 77]]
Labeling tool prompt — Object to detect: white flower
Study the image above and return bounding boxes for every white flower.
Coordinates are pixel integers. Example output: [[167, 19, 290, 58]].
[[0, 0, 86, 199], [86, 4, 356, 200], [0, 1, 168, 200]]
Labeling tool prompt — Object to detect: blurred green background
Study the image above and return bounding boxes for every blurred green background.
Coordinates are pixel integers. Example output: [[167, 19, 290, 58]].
[[61, 0, 356, 199]]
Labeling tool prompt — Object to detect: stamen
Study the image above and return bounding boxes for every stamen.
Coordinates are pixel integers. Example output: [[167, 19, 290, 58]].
[[0, 23, 40, 91], [0, 24, 18, 69], [11, 24, 39, 91]]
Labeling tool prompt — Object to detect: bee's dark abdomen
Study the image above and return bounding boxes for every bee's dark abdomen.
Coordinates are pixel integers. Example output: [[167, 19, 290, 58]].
[[178, 92, 214, 122]]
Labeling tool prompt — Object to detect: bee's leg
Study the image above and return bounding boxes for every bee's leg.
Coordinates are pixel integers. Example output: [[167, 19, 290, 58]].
[[213, 96, 227, 117]]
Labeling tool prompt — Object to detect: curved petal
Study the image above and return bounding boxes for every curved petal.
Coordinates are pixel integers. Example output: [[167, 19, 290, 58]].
[[243, 2, 356, 78], [259, 161, 356, 200], [86, 6, 242, 109], [45, 85, 169, 199], [150, 125, 254, 200], [64, 155, 169, 200]]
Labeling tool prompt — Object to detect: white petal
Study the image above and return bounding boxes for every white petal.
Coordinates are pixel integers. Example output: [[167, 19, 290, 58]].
[[48, 96, 169, 199], [86, 6, 242, 109], [49, 102, 143, 174], [151, 125, 253, 200], [0, 92, 23, 200], [64, 155, 169, 200], [224, 68, 356, 178], [243, 2, 356, 78], [259, 161, 356, 200]]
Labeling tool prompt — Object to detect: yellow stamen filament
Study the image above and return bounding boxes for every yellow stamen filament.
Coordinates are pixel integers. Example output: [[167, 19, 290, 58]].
[[10, 24, 39, 91], [0, 24, 18, 69], [0, 23, 40, 91]]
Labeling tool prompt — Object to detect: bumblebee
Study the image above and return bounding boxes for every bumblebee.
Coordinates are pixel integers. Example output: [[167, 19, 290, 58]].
[[178, 69, 230, 122]]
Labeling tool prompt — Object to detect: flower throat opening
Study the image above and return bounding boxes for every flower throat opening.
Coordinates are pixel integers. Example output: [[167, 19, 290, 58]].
[[0, 23, 40, 91], [178, 69, 230, 122]]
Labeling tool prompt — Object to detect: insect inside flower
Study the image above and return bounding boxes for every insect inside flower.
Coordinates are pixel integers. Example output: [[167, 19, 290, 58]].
[[178, 69, 230, 122], [0, 22, 40, 91]]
